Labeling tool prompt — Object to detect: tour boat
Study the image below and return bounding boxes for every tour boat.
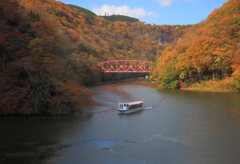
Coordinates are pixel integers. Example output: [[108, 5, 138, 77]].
[[117, 101, 144, 113]]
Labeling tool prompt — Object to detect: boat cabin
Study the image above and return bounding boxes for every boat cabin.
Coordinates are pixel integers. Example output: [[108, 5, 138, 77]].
[[118, 101, 144, 112]]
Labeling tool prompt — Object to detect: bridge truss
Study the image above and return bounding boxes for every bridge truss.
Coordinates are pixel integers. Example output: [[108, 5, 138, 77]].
[[97, 60, 152, 73]]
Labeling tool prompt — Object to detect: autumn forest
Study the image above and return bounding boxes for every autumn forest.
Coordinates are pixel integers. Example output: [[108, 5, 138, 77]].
[[0, 0, 239, 115]]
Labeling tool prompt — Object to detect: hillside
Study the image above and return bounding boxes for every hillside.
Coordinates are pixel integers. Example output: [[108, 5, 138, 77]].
[[68, 4, 96, 21], [0, 0, 188, 115], [152, 0, 240, 91], [101, 15, 139, 22], [68, 4, 139, 22]]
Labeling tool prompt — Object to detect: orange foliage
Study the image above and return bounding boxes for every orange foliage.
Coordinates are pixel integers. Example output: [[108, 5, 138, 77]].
[[0, 0, 194, 115], [153, 0, 240, 89]]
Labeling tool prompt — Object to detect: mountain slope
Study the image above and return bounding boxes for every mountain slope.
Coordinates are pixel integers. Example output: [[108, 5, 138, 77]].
[[68, 4, 96, 21], [0, 0, 191, 115], [101, 15, 139, 22], [153, 0, 240, 91]]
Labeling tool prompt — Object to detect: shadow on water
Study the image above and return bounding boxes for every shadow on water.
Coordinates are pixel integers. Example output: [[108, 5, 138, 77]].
[[0, 115, 93, 164]]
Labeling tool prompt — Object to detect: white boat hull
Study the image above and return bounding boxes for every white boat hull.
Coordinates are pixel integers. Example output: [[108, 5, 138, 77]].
[[117, 107, 144, 114]]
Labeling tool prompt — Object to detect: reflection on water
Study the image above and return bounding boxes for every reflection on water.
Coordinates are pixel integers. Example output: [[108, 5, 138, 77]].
[[84, 139, 121, 152], [0, 116, 93, 164], [1, 79, 240, 164]]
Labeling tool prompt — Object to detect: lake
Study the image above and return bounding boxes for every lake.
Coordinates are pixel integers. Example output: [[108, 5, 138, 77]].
[[0, 78, 240, 164]]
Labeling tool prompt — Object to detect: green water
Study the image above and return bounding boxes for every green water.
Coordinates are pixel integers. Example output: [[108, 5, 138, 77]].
[[1, 79, 240, 164]]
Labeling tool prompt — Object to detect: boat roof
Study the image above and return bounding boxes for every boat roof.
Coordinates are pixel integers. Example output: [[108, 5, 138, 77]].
[[119, 101, 144, 105]]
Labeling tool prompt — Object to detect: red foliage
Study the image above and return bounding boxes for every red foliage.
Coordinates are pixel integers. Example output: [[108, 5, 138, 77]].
[[178, 80, 186, 88]]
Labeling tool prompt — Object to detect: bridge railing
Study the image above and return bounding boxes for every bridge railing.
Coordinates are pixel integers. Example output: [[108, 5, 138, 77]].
[[97, 60, 152, 73]]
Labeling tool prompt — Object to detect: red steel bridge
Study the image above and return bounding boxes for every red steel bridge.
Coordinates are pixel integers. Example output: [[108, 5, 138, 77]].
[[97, 60, 152, 73]]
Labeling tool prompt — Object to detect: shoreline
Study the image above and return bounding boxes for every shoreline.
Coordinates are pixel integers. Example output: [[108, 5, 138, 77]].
[[87, 77, 145, 86], [180, 87, 239, 92]]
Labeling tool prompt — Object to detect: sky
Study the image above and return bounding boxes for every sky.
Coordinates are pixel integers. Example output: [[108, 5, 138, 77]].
[[57, 0, 228, 25]]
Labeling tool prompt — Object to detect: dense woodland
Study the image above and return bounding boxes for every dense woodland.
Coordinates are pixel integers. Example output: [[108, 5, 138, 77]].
[[101, 15, 139, 22], [0, 0, 187, 115], [0, 0, 239, 115], [152, 0, 240, 91]]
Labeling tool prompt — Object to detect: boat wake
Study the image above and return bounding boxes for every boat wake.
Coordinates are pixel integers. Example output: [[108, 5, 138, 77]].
[[144, 106, 153, 110], [144, 98, 164, 110]]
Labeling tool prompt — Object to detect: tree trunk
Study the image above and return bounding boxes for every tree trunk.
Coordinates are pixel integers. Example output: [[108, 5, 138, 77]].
[[212, 70, 215, 83], [198, 68, 201, 82]]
